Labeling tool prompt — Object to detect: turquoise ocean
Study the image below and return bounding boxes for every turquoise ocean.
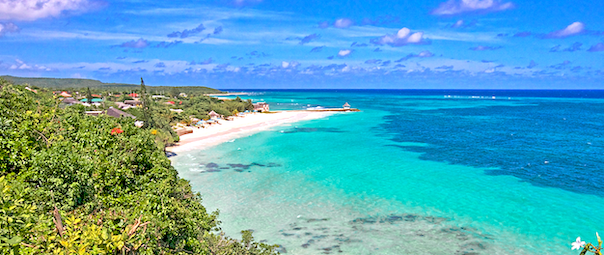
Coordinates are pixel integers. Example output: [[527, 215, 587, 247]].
[[171, 90, 604, 254]]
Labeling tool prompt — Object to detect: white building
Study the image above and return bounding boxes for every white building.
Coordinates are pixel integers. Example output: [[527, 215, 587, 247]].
[[253, 102, 270, 112]]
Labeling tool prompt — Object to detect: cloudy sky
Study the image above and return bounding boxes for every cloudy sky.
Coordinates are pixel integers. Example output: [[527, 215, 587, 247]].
[[1, 0, 604, 89]]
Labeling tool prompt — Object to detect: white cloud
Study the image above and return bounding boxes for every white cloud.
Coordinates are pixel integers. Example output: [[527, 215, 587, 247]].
[[8, 59, 50, 71], [281, 61, 289, 68], [0, 22, 19, 37], [546, 22, 584, 38], [407, 32, 424, 43], [338, 49, 352, 57], [372, 27, 428, 47], [452, 20, 464, 28], [334, 18, 354, 28], [432, 0, 514, 15], [119, 38, 149, 48], [0, 0, 99, 21]]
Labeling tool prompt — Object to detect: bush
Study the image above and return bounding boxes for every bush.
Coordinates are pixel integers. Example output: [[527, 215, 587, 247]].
[[0, 80, 277, 254]]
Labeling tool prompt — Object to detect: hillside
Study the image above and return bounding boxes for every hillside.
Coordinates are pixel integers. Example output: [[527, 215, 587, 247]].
[[0, 75, 224, 94], [0, 79, 274, 254]]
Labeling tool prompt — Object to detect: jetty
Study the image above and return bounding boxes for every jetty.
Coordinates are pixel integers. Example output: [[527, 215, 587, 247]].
[[299, 108, 360, 112], [301, 102, 359, 112]]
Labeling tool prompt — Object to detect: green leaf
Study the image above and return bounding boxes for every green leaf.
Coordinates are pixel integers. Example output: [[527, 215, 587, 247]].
[[6, 236, 22, 245]]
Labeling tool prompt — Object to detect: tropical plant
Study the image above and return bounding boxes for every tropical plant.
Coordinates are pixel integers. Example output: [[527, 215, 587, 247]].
[[0, 79, 278, 254]]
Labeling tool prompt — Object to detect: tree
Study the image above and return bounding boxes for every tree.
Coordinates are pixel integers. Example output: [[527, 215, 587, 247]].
[[169, 87, 179, 98], [140, 78, 154, 128], [0, 82, 278, 254], [246, 99, 254, 111], [86, 87, 92, 104]]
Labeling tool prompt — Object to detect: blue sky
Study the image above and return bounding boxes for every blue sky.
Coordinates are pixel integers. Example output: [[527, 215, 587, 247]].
[[1, 0, 604, 89]]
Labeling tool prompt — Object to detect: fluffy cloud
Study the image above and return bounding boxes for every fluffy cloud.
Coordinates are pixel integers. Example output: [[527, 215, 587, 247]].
[[469, 45, 502, 51], [587, 43, 604, 52], [168, 23, 205, 38], [394, 50, 434, 62], [281, 61, 299, 69], [527, 60, 538, 69], [451, 20, 464, 28], [155, 41, 182, 48], [154, 62, 166, 68], [549, 60, 571, 70], [213, 26, 223, 35], [565, 42, 582, 52], [513, 31, 531, 37], [0, 0, 100, 21], [365, 59, 382, 64], [450, 19, 477, 28], [9, 59, 51, 71], [189, 58, 214, 65], [351, 42, 368, 47], [0, 22, 19, 37], [299, 33, 320, 45], [199, 58, 213, 65], [319, 18, 354, 29], [431, 0, 514, 16], [310, 46, 324, 53], [334, 18, 354, 28], [371, 27, 428, 47], [119, 38, 149, 48], [545, 22, 584, 38], [338, 49, 352, 57]]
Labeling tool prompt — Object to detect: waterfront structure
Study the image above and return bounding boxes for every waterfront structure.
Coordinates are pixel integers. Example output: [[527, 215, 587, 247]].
[[208, 110, 221, 119], [253, 102, 270, 112]]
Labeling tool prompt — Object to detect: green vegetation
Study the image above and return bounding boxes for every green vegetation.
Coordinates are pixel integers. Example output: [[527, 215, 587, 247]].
[[0, 79, 277, 254], [0, 75, 224, 95]]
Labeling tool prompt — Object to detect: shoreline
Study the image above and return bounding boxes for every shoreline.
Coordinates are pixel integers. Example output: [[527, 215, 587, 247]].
[[204, 92, 250, 96], [166, 111, 335, 153]]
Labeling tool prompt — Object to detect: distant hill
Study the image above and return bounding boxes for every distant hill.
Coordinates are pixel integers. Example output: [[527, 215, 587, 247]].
[[0, 75, 224, 94]]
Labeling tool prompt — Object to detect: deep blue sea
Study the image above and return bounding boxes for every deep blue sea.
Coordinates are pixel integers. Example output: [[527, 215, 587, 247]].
[[171, 90, 604, 254]]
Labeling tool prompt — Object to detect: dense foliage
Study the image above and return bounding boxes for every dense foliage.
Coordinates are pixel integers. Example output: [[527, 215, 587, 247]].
[[0, 75, 223, 94], [0, 79, 277, 254]]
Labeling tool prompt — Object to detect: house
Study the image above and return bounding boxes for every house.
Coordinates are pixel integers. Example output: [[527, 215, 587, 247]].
[[59, 91, 72, 97], [61, 98, 81, 105], [80, 98, 103, 103], [128, 93, 139, 98], [152, 95, 167, 99], [164, 101, 175, 105], [106, 107, 136, 119], [253, 102, 270, 112], [124, 100, 140, 106], [92, 94, 102, 98], [85, 108, 136, 119], [115, 102, 133, 110], [179, 92, 188, 98], [25, 87, 38, 93], [85, 111, 103, 116], [208, 110, 221, 119], [343, 102, 351, 109], [170, 109, 184, 113]]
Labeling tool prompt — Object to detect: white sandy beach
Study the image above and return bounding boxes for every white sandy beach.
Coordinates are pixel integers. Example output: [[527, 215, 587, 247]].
[[167, 111, 333, 153]]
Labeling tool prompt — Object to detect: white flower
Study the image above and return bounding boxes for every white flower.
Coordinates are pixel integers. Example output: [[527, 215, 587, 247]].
[[571, 237, 586, 250]]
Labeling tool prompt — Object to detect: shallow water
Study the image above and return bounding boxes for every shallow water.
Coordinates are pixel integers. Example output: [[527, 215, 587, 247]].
[[172, 90, 604, 254]]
